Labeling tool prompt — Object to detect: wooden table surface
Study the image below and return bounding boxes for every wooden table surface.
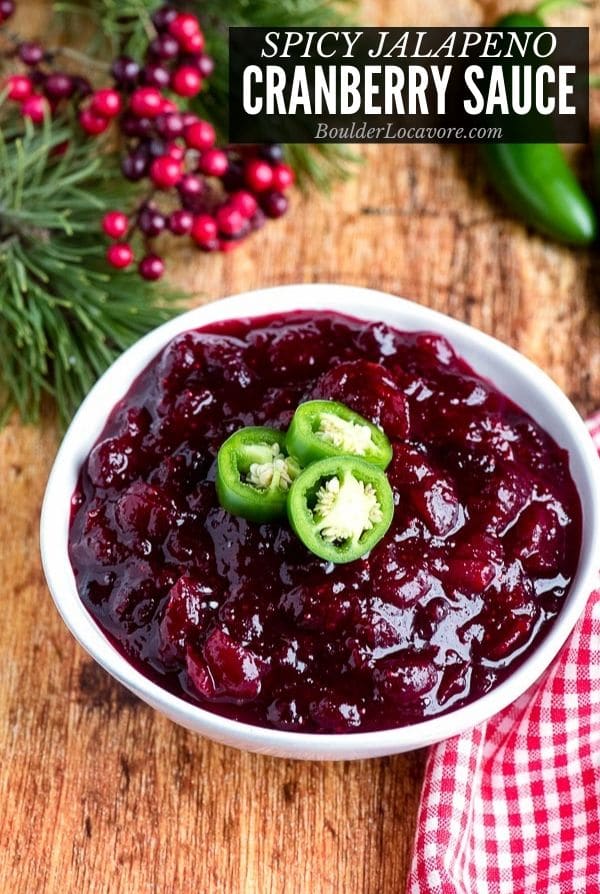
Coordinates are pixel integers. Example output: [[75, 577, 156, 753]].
[[2, 1, 599, 891]]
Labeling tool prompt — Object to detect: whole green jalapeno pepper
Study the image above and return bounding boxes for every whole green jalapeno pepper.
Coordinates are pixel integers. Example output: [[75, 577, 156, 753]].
[[285, 400, 393, 470], [287, 456, 394, 564], [216, 426, 301, 523], [480, 6, 597, 246]]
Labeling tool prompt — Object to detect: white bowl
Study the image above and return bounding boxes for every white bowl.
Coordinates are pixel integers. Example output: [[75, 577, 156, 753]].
[[41, 284, 600, 759]]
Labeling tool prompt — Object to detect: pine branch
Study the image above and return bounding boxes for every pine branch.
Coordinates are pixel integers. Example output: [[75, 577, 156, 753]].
[[54, 0, 361, 189], [0, 111, 181, 427]]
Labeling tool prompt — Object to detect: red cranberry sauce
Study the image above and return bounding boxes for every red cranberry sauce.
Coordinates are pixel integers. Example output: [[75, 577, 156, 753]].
[[68, 311, 581, 733]]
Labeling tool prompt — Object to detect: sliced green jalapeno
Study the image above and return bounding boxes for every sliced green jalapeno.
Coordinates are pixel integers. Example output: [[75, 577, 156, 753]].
[[216, 426, 301, 523], [479, 5, 598, 246], [287, 456, 394, 564], [285, 400, 393, 470]]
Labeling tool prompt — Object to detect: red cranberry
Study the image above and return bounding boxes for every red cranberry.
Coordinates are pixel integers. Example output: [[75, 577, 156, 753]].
[[310, 695, 363, 732], [87, 436, 135, 487], [43, 72, 74, 101], [151, 4, 177, 31], [168, 209, 194, 235], [115, 481, 175, 541], [216, 205, 245, 237], [166, 142, 185, 161], [0, 0, 15, 22], [159, 576, 216, 665], [259, 143, 284, 164], [244, 159, 273, 191], [481, 612, 536, 662], [374, 650, 438, 703], [83, 520, 127, 568], [121, 149, 149, 181], [444, 557, 495, 594], [198, 148, 228, 177], [181, 31, 204, 54], [106, 243, 134, 269], [191, 214, 217, 245], [120, 112, 152, 138], [184, 646, 216, 698], [137, 206, 166, 237], [79, 107, 110, 135], [171, 66, 202, 97], [138, 254, 165, 281], [6, 75, 32, 101], [271, 163, 295, 190], [267, 698, 308, 731], [72, 75, 92, 98], [202, 629, 267, 699], [141, 63, 170, 90], [149, 33, 180, 60], [102, 211, 129, 239], [414, 597, 450, 640], [198, 238, 219, 253], [177, 173, 205, 209], [312, 360, 410, 439], [21, 94, 48, 123], [150, 155, 182, 188], [169, 12, 200, 40], [147, 137, 167, 158], [156, 112, 184, 138], [222, 160, 245, 192], [130, 86, 163, 118], [437, 657, 470, 706], [91, 88, 122, 118], [230, 190, 258, 218], [411, 476, 461, 537], [111, 55, 140, 88], [507, 502, 565, 574], [18, 42, 44, 66], [196, 54, 215, 78], [117, 406, 151, 441], [184, 119, 215, 150], [280, 583, 355, 633], [261, 190, 288, 219]]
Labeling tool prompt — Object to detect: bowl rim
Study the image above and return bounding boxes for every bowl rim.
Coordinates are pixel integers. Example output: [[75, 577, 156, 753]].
[[40, 283, 600, 757]]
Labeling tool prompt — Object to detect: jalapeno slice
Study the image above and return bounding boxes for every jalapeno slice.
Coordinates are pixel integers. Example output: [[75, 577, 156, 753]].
[[285, 400, 393, 470], [216, 426, 301, 523], [287, 456, 394, 564]]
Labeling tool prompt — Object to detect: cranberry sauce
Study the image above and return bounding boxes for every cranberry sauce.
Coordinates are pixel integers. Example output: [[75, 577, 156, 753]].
[[68, 311, 581, 733]]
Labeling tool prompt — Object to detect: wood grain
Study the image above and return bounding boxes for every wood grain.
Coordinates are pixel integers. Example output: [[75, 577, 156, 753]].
[[1, 1, 599, 891]]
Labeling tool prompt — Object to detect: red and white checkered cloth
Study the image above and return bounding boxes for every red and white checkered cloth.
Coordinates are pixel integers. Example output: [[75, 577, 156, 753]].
[[407, 413, 600, 894]]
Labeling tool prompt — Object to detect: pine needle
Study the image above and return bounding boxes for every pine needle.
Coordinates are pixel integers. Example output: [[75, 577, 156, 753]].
[[0, 111, 181, 428]]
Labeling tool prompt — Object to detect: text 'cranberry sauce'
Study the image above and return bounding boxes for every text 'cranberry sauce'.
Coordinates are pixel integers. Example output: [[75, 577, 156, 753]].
[[69, 311, 581, 733]]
